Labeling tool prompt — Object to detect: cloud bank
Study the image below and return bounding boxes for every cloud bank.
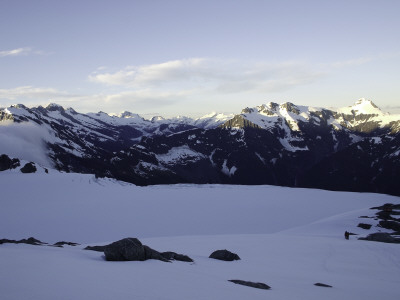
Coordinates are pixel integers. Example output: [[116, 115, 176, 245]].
[[0, 121, 53, 167]]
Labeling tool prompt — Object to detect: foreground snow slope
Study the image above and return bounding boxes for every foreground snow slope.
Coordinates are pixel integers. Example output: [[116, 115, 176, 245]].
[[1, 171, 397, 243], [1, 171, 399, 300]]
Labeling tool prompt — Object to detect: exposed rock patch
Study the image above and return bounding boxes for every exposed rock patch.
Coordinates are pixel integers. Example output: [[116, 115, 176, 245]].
[[209, 249, 240, 261], [229, 279, 270, 290], [314, 283, 333, 288], [20, 162, 37, 173], [160, 251, 193, 262], [358, 203, 400, 243], [0, 237, 46, 245], [378, 220, 400, 232], [53, 241, 80, 247], [103, 238, 193, 263], [84, 245, 107, 252], [357, 223, 372, 230], [0, 154, 20, 171], [359, 232, 400, 244]]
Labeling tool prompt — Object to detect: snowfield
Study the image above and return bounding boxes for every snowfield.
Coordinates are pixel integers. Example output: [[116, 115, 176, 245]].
[[1, 171, 400, 300]]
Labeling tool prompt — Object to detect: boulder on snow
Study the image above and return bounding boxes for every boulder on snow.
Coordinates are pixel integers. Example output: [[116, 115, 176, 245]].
[[358, 232, 400, 244], [160, 251, 193, 262], [209, 249, 240, 261], [314, 283, 332, 288], [88, 239, 194, 262], [20, 162, 37, 173], [103, 238, 169, 262], [0, 154, 20, 171], [229, 279, 270, 290], [104, 238, 146, 261]]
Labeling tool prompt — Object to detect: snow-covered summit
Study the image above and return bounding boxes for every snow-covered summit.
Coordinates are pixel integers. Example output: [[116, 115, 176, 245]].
[[336, 98, 383, 115], [118, 111, 145, 120], [45, 103, 65, 112]]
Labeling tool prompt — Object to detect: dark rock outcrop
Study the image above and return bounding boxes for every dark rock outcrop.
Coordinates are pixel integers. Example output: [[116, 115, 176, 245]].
[[53, 241, 80, 247], [160, 251, 193, 262], [84, 245, 107, 252], [229, 279, 271, 290], [371, 203, 400, 211], [20, 162, 37, 173], [357, 223, 372, 230], [104, 238, 148, 261], [359, 232, 400, 243], [0, 154, 20, 171], [378, 220, 400, 232], [143, 245, 170, 262], [209, 249, 240, 261], [87, 239, 194, 262], [103, 238, 192, 262], [0, 237, 46, 245], [314, 283, 333, 288]]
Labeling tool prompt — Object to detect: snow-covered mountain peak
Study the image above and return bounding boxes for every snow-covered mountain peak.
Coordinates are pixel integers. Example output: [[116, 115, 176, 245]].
[[66, 107, 78, 115], [46, 103, 65, 112], [151, 116, 165, 123], [11, 104, 28, 109], [198, 111, 233, 121], [279, 102, 301, 115], [337, 98, 383, 115], [119, 111, 144, 120]]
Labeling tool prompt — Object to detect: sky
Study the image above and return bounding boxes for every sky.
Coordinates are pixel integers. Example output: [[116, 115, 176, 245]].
[[0, 0, 399, 117]]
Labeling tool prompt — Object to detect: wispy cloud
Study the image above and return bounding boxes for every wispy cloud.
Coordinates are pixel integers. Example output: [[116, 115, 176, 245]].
[[0, 47, 50, 57], [329, 51, 400, 69], [89, 58, 325, 94], [0, 47, 32, 57], [0, 86, 69, 100], [330, 57, 374, 68]]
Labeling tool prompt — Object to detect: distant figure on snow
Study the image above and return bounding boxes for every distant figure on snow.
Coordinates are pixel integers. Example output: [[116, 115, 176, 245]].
[[344, 231, 350, 240]]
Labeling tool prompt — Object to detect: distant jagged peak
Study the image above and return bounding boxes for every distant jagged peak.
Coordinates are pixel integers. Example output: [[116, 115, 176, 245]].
[[66, 107, 77, 114], [336, 98, 383, 115], [198, 111, 218, 119], [94, 111, 109, 116], [254, 102, 279, 116], [241, 101, 304, 116], [118, 111, 144, 120], [279, 102, 301, 115], [197, 111, 233, 120], [151, 116, 165, 122], [10, 103, 28, 110], [354, 98, 376, 105], [241, 107, 256, 114], [265, 102, 279, 110], [45, 102, 65, 112]]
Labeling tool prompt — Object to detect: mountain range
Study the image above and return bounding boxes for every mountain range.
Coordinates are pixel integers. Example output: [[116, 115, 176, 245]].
[[1, 99, 399, 195]]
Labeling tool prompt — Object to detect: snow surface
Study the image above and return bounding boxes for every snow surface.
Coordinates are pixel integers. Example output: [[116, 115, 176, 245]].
[[1, 171, 400, 300]]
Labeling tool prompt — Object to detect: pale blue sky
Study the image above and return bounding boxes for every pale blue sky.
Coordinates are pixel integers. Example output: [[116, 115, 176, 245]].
[[0, 0, 399, 117]]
